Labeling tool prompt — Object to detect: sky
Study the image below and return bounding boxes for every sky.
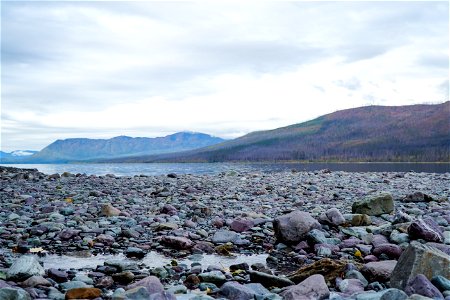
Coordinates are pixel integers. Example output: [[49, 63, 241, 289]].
[[1, 1, 449, 151]]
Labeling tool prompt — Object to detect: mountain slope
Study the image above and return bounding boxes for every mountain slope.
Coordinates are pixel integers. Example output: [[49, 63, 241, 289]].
[[0, 150, 39, 163], [26, 132, 225, 163], [113, 102, 450, 162]]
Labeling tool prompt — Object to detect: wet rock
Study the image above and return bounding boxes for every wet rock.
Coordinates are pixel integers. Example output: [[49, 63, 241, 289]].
[[273, 210, 321, 244], [408, 218, 444, 243], [126, 276, 164, 295], [362, 260, 397, 282], [431, 276, 450, 292], [390, 241, 450, 290], [65, 287, 102, 299], [21, 275, 51, 287], [124, 286, 151, 299], [6, 255, 45, 281], [47, 269, 69, 283], [248, 271, 294, 288], [280, 274, 329, 300], [198, 271, 226, 284], [352, 193, 394, 216], [230, 218, 254, 233], [125, 247, 146, 259], [220, 281, 256, 300], [105, 260, 138, 272], [0, 287, 31, 300], [101, 203, 121, 217], [404, 274, 444, 299], [184, 274, 201, 289], [113, 271, 135, 284], [161, 236, 194, 250]]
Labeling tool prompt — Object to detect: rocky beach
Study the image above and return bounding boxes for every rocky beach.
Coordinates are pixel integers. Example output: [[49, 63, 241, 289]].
[[0, 166, 449, 300]]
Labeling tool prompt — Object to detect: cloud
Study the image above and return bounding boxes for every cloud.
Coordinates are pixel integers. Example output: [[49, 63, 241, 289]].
[[1, 1, 448, 151]]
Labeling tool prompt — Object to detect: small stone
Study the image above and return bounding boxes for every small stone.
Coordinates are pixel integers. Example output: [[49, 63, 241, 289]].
[[47, 268, 69, 283], [324, 208, 345, 226], [198, 271, 226, 284], [408, 218, 444, 243], [249, 271, 294, 288], [230, 218, 254, 233], [126, 276, 164, 295], [373, 243, 403, 259], [280, 274, 329, 300], [362, 260, 397, 282], [21, 275, 51, 287], [65, 287, 102, 299], [113, 271, 135, 284], [161, 236, 194, 250], [338, 278, 365, 295]]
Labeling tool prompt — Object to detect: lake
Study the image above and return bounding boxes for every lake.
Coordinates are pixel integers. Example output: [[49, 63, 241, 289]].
[[2, 162, 449, 176]]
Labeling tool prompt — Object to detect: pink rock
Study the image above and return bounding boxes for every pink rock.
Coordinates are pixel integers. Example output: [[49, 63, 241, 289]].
[[126, 276, 163, 295], [280, 274, 330, 300], [161, 236, 194, 250], [230, 218, 254, 232]]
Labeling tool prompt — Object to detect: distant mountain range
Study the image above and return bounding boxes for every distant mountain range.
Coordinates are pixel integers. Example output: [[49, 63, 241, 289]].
[[0, 150, 39, 162], [0, 132, 225, 163], [107, 101, 450, 163]]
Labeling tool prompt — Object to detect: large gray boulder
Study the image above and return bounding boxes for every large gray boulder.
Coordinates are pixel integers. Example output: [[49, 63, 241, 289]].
[[390, 241, 450, 290], [220, 281, 256, 300], [0, 288, 31, 300], [352, 193, 394, 216], [273, 210, 321, 244], [280, 274, 330, 300], [6, 255, 45, 281]]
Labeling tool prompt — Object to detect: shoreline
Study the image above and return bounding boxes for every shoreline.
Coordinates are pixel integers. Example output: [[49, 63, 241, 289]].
[[0, 166, 449, 299]]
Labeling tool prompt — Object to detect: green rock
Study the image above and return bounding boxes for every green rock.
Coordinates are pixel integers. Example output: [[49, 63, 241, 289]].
[[0, 288, 31, 300], [352, 193, 394, 216]]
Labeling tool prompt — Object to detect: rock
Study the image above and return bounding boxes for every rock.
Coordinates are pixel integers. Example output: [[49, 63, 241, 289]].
[[230, 218, 254, 233], [288, 258, 352, 284], [126, 276, 164, 295], [160, 204, 178, 215], [390, 241, 450, 290], [379, 288, 408, 300], [96, 234, 115, 246], [372, 243, 403, 259], [362, 260, 397, 282], [344, 214, 372, 226], [404, 274, 444, 299], [338, 278, 365, 295], [212, 230, 241, 244], [101, 203, 121, 217], [161, 236, 194, 249], [408, 218, 444, 243], [124, 286, 151, 300], [60, 281, 88, 291], [352, 193, 394, 216], [220, 281, 256, 300], [112, 271, 135, 284], [95, 276, 114, 288], [184, 274, 201, 289], [308, 229, 328, 244], [48, 287, 65, 300], [6, 255, 45, 281], [280, 274, 330, 300], [47, 269, 69, 283], [431, 276, 450, 292], [21, 275, 52, 287], [65, 287, 102, 299], [249, 271, 294, 288], [273, 210, 321, 244], [149, 291, 177, 300], [198, 271, 226, 284], [105, 260, 138, 271], [0, 288, 31, 300], [403, 192, 434, 202], [125, 247, 146, 259], [324, 208, 345, 226]]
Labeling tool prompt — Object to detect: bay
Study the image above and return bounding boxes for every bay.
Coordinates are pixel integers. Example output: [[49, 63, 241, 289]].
[[1, 162, 449, 176]]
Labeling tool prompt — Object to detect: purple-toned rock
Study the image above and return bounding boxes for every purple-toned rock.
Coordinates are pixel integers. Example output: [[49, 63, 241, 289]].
[[230, 218, 254, 233], [58, 229, 79, 240], [161, 236, 194, 250], [47, 268, 68, 283], [149, 291, 177, 300], [373, 243, 403, 259], [408, 218, 444, 243], [340, 237, 364, 248], [338, 278, 365, 295], [403, 192, 434, 202], [280, 274, 329, 300], [96, 234, 115, 246], [126, 276, 164, 295], [320, 208, 345, 226], [362, 260, 397, 282], [390, 241, 450, 290], [220, 281, 256, 300], [160, 204, 177, 216], [273, 210, 321, 244], [405, 274, 444, 299], [371, 234, 389, 247]]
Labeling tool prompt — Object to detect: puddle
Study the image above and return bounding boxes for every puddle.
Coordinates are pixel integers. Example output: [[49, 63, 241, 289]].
[[41, 251, 268, 271]]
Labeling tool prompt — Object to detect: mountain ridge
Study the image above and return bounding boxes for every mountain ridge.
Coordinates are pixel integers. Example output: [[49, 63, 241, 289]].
[[106, 101, 450, 163]]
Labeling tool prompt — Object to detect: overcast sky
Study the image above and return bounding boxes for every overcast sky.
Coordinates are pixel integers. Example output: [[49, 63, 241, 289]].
[[1, 1, 448, 151]]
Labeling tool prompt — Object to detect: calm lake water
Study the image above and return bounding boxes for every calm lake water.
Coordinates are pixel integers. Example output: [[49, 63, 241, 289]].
[[2, 162, 449, 175]]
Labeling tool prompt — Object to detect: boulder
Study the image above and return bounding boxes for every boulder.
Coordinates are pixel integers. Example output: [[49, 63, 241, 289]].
[[352, 193, 394, 216], [220, 281, 256, 300], [390, 241, 450, 290], [65, 287, 102, 299], [404, 274, 444, 299], [273, 210, 321, 244], [6, 255, 45, 281], [408, 218, 444, 243], [280, 274, 330, 300]]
